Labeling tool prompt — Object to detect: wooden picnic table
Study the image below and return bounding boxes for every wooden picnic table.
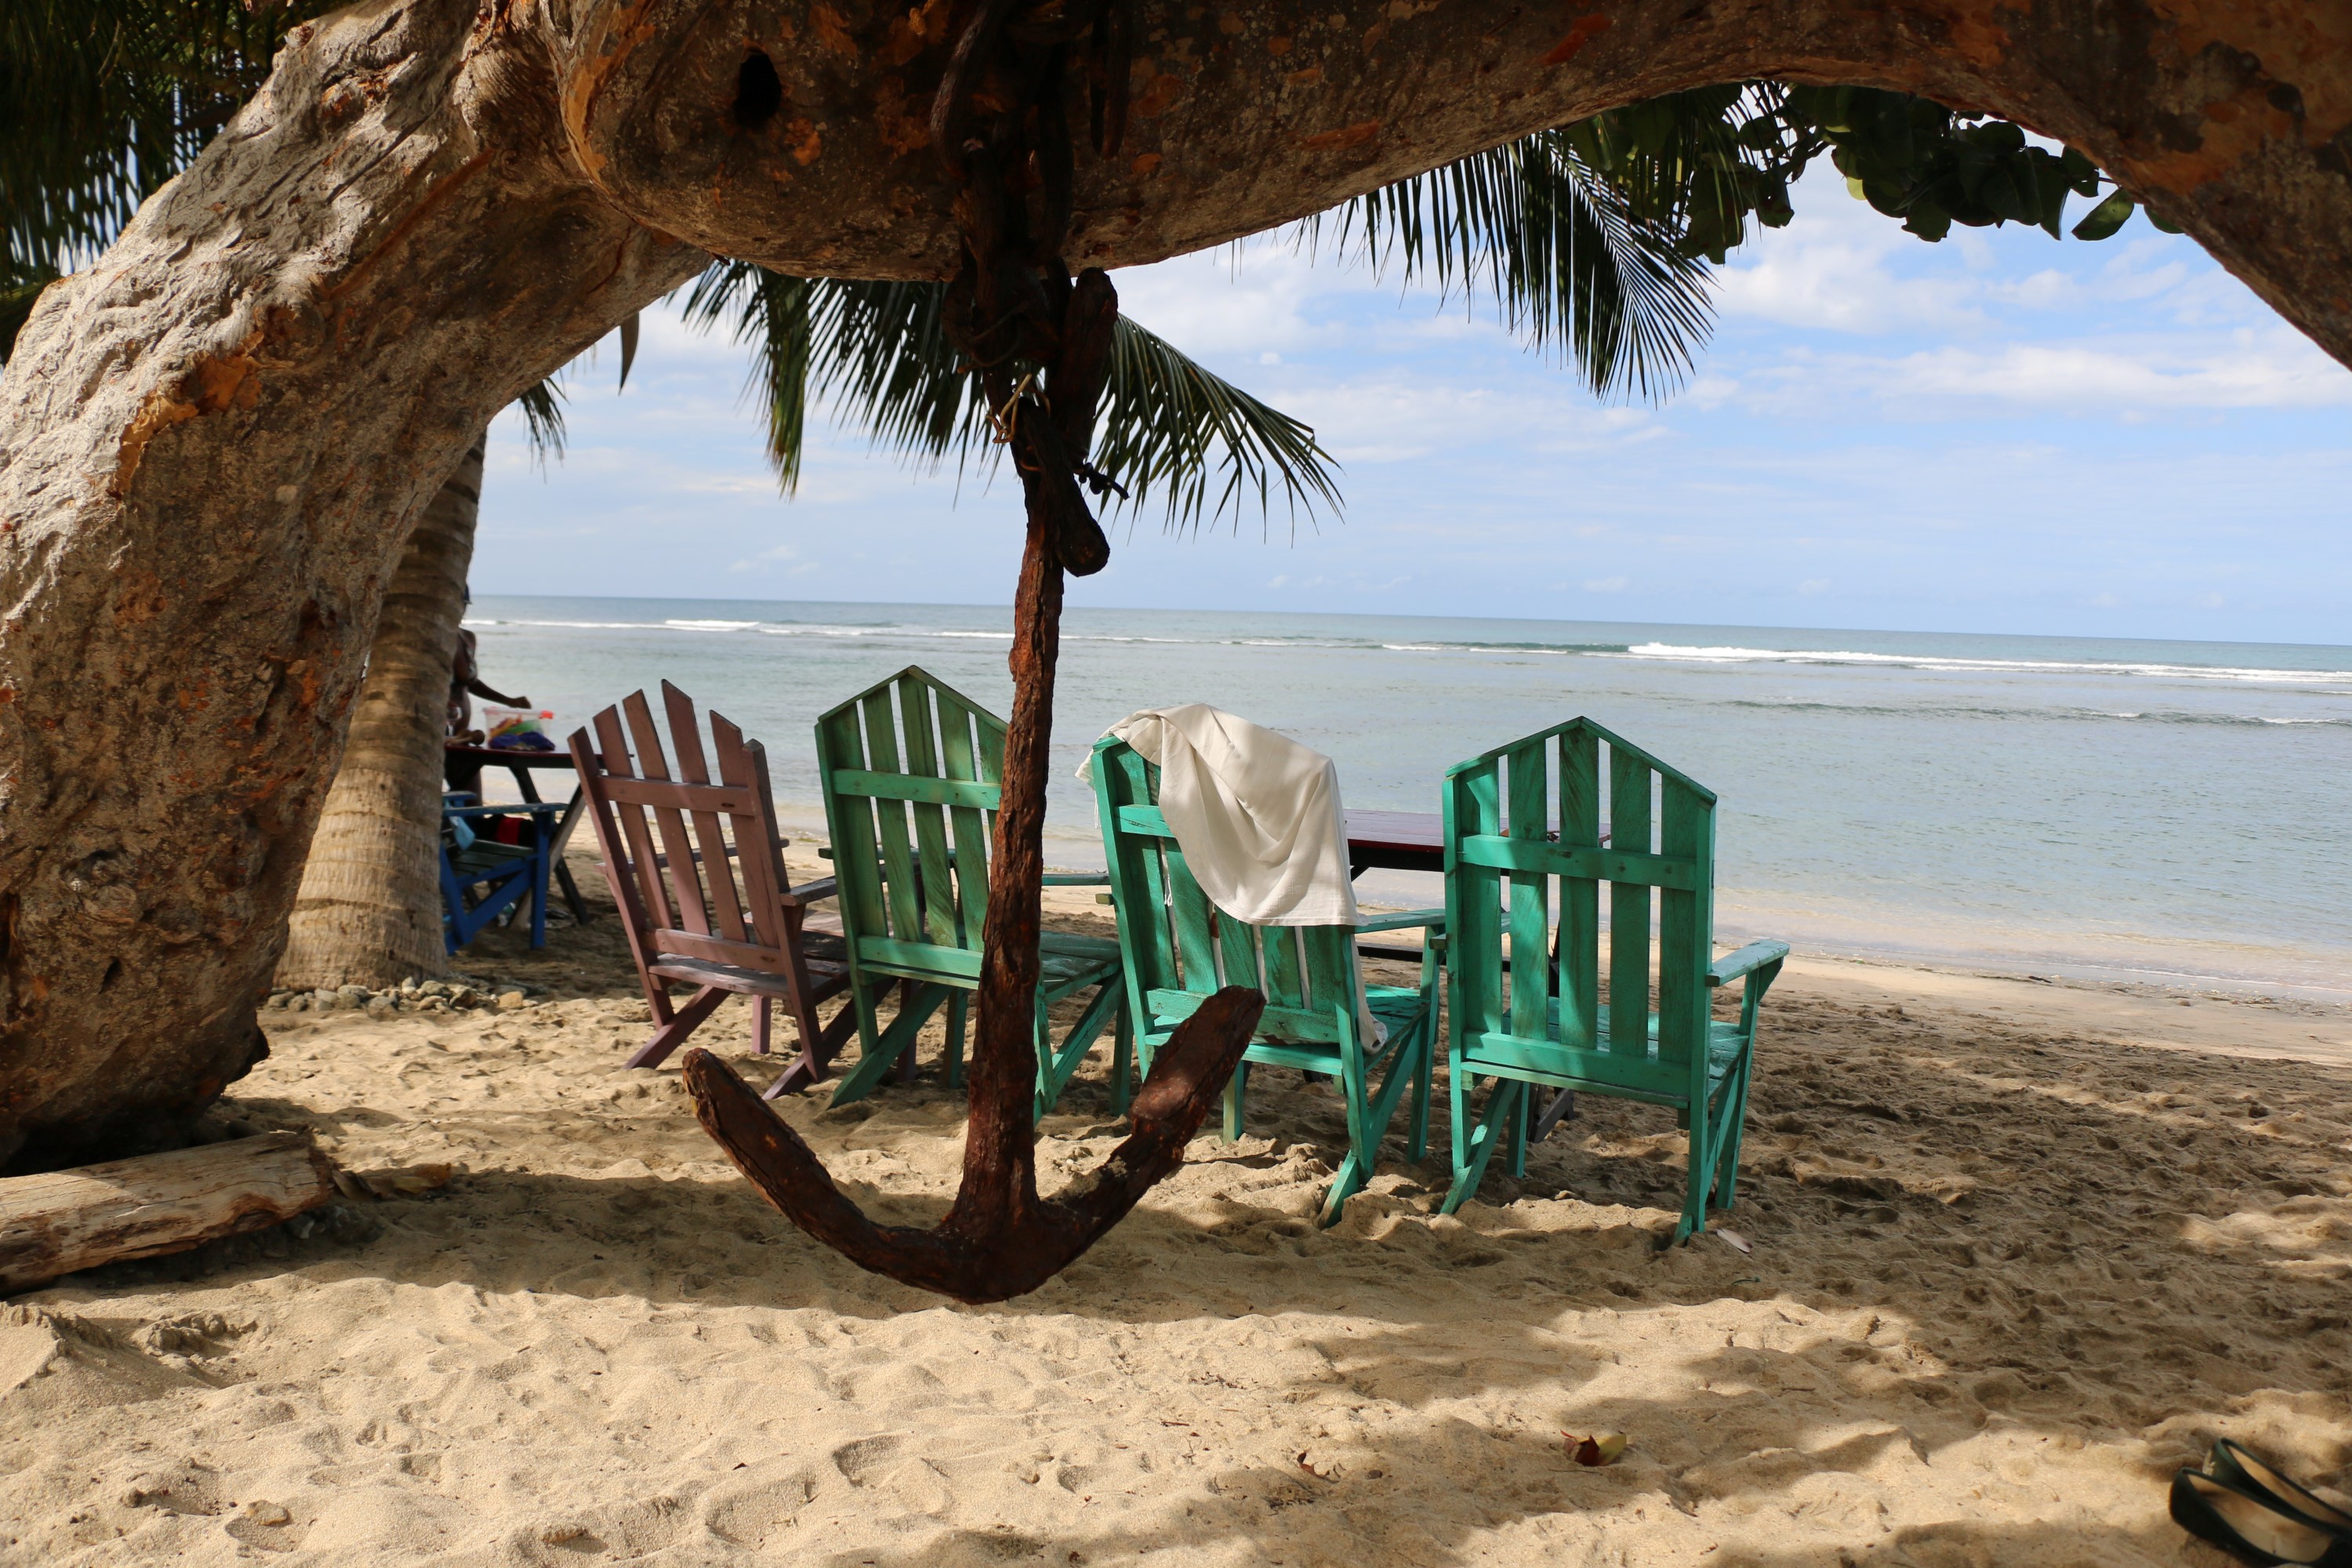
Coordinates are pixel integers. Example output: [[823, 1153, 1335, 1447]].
[[443, 742, 593, 925]]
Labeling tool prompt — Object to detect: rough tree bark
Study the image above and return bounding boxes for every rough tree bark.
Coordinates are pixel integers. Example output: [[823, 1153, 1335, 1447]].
[[2, 0, 2345, 1169], [0, 0, 702, 1168], [276, 434, 486, 991]]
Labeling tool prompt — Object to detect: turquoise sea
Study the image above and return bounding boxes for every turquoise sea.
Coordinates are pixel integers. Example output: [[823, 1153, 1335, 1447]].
[[466, 597, 2352, 1000]]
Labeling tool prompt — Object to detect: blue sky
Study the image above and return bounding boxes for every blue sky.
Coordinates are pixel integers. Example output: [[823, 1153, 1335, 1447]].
[[477, 167, 2351, 645]]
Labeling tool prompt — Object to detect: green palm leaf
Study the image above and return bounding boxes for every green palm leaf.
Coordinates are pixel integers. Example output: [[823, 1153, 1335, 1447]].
[[680, 262, 1340, 528], [1313, 129, 1718, 401]]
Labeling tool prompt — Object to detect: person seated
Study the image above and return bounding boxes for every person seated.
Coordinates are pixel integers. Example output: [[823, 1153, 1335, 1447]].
[[445, 626, 530, 796]]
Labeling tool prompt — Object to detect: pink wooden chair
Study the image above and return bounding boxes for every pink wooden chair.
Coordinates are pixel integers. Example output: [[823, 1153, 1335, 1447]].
[[571, 682, 859, 1098]]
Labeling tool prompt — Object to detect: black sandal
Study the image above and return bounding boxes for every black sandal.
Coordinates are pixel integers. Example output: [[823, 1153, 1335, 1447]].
[[2172, 1470, 2352, 1566], [2213, 1441, 2352, 1537]]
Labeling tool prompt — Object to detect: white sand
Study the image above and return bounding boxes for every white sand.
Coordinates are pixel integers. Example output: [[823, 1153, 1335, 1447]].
[[2, 853, 2347, 1566]]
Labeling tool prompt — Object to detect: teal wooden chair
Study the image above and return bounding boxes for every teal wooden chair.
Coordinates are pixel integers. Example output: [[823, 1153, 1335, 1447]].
[[1440, 718, 1787, 1243], [1091, 735, 1444, 1226], [817, 667, 1128, 1116]]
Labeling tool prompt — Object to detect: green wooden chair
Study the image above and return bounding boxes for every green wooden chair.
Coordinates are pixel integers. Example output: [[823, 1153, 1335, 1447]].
[[816, 666, 1128, 1116], [1440, 718, 1787, 1244], [1091, 735, 1444, 1226]]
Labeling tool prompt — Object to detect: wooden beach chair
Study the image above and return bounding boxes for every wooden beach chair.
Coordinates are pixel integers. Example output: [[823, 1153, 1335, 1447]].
[[570, 683, 858, 1098], [1440, 717, 1787, 1243], [817, 666, 1127, 1115], [438, 793, 563, 953], [1091, 734, 1444, 1225]]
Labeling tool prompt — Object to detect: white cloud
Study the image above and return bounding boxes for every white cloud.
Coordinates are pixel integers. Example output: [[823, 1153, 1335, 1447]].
[[1737, 328, 2352, 414], [1582, 575, 1628, 593], [1109, 244, 1327, 356]]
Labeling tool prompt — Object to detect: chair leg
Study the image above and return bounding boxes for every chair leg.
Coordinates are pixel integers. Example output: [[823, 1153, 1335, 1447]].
[[1442, 1078, 1522, 1214], [1319, 1022, 1428, 1227], [1674, 1098, 1712, 1246], [626, 985, 729, 1069], [1507, 1077, 1531, 1179], [887, 980, 920, 1084], [945, 993, 969, 1090], [1221, 1060, 1250, 1142], [1406, 1013, 1433, 1164], [764, 1003, 860, 1102], [1713, 1048, 1756, 1210], [1036, 979, 1122, 1120], [830, 984, 949, 1106], [1109, 997, 1134, 1117], [752, 996, 772, 1055]]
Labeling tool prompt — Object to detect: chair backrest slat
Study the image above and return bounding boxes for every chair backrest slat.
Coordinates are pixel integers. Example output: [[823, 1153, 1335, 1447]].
[[1557, 726, 1602, 1047], [933, 690, 993, 948], [595, 705, 675, 935], [1607, 743, 1653, 1057], [1504, 737, 1551, 1042], [663, 681, 748, 945], [622, 690, 711, 939], [858, 688, 924, 945], [894, 673, 964, 950]]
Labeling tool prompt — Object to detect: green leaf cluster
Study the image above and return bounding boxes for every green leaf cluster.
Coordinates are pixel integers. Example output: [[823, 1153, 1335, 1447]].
[[678, 263, 1341, 530]]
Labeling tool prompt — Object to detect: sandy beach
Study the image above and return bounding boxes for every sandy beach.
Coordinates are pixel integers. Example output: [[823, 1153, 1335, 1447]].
[[3, 849, 2347, 1566]]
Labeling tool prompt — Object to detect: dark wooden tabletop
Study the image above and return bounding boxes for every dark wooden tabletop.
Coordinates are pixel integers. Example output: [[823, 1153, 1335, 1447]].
[[1343, 810, 1444, 875], [1343, 809, 1608, 876]]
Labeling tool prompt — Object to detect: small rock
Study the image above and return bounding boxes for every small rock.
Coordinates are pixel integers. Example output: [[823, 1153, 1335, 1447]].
[[495, 990, 528, 1012], [336, 985, 370, 1004], [450, 987, 481, 1008], [419, 981, 453, 999], [311, 989, 344, 1011], [287, 994, 310, 1013], [245, 1501, 291, 1527], [365, 996, 396, 1018]]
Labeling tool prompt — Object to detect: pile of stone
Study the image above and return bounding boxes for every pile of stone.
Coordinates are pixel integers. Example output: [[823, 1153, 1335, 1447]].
[[263, 975, 543, 1017]]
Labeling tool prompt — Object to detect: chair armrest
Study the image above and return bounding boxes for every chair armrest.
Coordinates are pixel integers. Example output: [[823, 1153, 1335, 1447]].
[[1042, 871, 1112, 887], [1708, 940, 1790, 987], [442, 802, 564, 819], [779, 876, 840, 907], [1356, 908, 1446, 935], [818, 845, 833, 859]]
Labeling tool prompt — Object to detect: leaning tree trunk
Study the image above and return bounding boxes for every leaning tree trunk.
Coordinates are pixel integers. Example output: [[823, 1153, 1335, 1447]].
[[1, 0, 2344, 1178], [276, 434, 487, 991], [0, 0, 702, 1171]]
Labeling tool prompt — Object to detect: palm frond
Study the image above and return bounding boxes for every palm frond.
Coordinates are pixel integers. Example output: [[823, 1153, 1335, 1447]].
[[514, 379, 567, 470], [1309, 129, 1717, 401], [680, 262, 1338, 526], [0, 1, 337, 277], [1096, 315, 1341, 529]]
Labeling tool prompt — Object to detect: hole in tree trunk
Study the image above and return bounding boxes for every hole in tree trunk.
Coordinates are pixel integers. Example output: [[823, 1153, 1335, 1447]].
[[732, 50, 784, 130], [100, 958, 123, 990]]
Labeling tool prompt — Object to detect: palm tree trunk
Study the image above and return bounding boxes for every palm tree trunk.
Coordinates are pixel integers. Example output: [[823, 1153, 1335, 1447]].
[[275, 435, 485, 989]]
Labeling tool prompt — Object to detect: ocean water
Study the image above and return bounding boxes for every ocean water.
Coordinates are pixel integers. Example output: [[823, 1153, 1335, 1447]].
[[465, 597, 2352, 1000]]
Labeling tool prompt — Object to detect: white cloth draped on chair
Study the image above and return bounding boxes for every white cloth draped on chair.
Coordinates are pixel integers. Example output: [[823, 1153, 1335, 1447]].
[[1082, 703, 1359, 927]]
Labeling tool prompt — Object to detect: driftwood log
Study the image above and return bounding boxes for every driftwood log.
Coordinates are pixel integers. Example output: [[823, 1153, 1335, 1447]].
[[0, 1132, 338, 1294]]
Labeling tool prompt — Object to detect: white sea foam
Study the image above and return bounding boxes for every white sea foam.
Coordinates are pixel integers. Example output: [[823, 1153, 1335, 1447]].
[[1608, 642, 2352, 686]]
